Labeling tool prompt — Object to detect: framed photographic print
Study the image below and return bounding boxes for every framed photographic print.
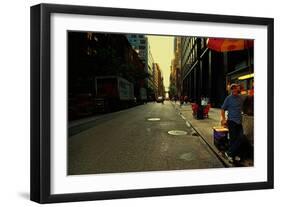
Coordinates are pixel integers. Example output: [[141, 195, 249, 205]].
[[30, 3, 274, 203]]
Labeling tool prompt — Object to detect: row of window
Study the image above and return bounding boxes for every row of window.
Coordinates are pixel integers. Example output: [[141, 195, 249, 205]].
[[130, 34, 145, 38], [132, 44, 146, 50], [181, 37, 208, 72], [130, 39, 146, 44]]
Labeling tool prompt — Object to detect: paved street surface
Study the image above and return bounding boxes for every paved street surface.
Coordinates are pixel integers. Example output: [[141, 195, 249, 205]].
[[68, 101, 224, 175]]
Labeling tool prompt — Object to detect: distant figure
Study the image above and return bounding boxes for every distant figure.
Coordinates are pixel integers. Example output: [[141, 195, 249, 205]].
[[174, 95, 178, 103], [179, 95, 184, 106], [201, 96, 208, 106], [184, 96, 188, 104]]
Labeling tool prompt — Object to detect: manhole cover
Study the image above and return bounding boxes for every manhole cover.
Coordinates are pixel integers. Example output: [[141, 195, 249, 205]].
[[147, 118, 160, 121], [168, 130, 187, 135], [179, 153, 195, 161]]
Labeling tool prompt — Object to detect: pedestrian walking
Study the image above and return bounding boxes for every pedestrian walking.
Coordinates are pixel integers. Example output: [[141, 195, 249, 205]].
[[221, 83, 245, 163], [174, 95, 178, 103], [184, 96, 188, 104], [179, 95, 184, 107]]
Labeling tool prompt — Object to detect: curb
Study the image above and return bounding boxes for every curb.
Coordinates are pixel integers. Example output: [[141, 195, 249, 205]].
[[183, 116, 232, 168], [171, 102, 232, 167]]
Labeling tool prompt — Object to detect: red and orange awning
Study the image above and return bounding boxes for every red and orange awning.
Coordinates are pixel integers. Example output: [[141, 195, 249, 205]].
[[207, 38, 253, 52]]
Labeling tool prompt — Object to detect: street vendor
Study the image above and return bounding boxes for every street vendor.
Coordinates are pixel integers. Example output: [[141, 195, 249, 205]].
[[221, 83, 245, 163]]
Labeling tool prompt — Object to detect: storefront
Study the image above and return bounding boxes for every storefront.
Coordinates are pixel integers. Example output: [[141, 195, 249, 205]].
[[208, 38, 254, 147]]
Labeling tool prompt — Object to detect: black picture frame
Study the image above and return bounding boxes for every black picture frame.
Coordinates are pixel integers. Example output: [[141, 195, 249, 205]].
[[30, 3, 274, 204]]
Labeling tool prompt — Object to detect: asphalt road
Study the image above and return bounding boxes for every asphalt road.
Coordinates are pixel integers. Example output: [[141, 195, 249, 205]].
[[68, 101, 224, 175]]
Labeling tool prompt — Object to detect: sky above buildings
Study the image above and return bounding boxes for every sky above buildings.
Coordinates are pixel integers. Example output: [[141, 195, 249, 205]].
[[147, 35, 174, 90]]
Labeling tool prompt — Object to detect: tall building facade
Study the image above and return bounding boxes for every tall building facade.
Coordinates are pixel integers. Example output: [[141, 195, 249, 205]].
[[169, 37, 182, 99], [153, 63, 164, 98], [127, 34, 155, 97], [159, 76, 165, 98], [67, 32, 146, 119], [180, 37, 254, 107]]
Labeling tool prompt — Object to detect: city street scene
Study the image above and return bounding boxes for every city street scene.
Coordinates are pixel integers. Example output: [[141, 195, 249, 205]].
[[67, 32, 254, 175]]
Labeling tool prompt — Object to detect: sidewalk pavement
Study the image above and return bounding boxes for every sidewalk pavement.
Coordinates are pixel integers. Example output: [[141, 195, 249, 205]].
[[172, 101, 233, 167]]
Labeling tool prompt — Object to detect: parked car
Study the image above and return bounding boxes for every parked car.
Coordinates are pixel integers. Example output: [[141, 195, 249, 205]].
[[156, 96, 164, 103]]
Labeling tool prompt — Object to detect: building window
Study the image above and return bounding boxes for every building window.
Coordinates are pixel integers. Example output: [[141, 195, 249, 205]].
[[201, 38, 205, 49], [87, 32, 92, 40], [86, 46, 91, 56]]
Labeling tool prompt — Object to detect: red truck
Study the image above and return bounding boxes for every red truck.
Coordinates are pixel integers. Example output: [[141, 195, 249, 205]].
[[94, 76, 135, 112]]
